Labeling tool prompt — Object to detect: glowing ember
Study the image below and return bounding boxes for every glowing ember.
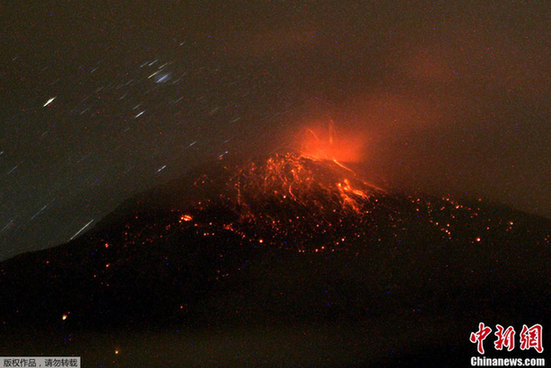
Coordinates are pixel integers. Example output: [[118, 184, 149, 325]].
[[73, 151, 530, 259], [180, 214, 193, 222]]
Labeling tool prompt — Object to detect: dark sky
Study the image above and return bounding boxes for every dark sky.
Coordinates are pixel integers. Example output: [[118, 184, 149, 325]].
[[1, 1, 550, 259]]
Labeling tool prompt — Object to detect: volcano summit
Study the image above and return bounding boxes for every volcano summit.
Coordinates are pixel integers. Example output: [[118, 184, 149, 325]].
[[1, 153, 550, 367]]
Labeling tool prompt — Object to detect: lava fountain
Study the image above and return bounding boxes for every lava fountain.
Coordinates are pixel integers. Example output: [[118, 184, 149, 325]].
[[297, 120, 365, 166]]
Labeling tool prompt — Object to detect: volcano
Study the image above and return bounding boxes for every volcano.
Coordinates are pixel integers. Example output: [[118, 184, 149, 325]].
[[1, 153, 550, 367]]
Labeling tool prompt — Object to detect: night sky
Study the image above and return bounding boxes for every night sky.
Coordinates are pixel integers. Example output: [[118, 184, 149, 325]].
[[1, 1, 550, 260]]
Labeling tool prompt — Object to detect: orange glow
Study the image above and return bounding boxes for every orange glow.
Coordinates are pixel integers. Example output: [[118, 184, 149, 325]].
[[336, 178, 370, 212], [298, 120, 364, 163], [180, 214, 193, 222], [232, 153, 382, 217]]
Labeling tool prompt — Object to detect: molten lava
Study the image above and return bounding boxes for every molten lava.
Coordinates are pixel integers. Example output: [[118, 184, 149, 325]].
[[231, 153, 381, 216], [214, 152, 387, 252]]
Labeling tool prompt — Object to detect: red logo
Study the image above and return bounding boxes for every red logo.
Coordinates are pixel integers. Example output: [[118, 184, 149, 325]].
[[520, 324, 544, 353], [470, 322, 493, 354], [470, 323, 544, 354], [494, 324, 515, 351]]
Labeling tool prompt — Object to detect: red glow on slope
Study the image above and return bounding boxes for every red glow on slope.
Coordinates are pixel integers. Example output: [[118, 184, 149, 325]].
[[232, 153, 383, 218]]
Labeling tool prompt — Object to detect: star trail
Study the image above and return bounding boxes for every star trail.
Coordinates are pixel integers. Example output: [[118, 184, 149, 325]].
[[1, 2, 550, 261]]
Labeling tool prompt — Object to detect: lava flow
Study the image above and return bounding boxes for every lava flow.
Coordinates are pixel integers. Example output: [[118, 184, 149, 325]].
[[180, 152, 391, 253], [231, 153, 380, 216]]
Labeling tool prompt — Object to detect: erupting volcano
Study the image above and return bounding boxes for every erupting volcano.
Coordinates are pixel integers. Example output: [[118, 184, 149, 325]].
[[1, 152, 550, 367]]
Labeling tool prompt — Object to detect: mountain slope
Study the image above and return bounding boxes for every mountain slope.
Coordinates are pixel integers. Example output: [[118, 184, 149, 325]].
[[1, 153, 549, 366]]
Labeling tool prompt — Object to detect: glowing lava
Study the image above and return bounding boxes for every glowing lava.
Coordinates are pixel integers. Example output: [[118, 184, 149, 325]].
[[231, 153, 382, 215]]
